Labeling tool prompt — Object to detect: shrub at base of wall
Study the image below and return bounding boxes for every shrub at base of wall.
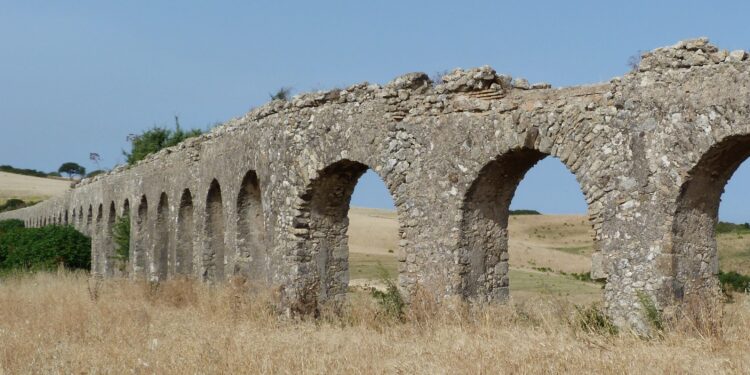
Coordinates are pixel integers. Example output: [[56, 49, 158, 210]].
[[0, 219, 91, 272]]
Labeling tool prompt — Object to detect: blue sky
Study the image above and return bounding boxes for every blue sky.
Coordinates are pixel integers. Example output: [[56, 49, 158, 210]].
[[1, 1, 750, 221]]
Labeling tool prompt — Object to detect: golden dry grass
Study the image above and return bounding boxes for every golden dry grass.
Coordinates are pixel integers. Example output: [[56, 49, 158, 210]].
[[0, 271, 748, 374], [0, 171, 70, 203]]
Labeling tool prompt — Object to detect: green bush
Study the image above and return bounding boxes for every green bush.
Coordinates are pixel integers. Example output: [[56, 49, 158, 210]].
[[124, 117, 202, 165], [718, 270, 750, 293], [370, 264, 405, 321], [575, 303, 618, 335], [0, 219, 24, 234], [0, 222, 90, 272], [113, 214, 130, 262], [636, 291, 663, 332], [510, 209, 541, 215], [0, 199, 37, 213], [715, 221, 750, 234]]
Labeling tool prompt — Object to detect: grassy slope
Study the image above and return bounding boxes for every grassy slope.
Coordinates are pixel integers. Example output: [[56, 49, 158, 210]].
[[0, 171, 71, 204], [347, 208, 603, 302], [348, 208, 750, 303]]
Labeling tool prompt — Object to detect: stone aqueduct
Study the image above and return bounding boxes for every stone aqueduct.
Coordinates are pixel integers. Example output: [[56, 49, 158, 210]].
[[2, 38, 749, 330]]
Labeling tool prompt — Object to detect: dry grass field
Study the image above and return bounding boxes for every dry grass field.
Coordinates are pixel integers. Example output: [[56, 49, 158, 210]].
[[0, 171, 70, 204], [348, 208, 603, 303], [2, 174, 750, 372], [0, 271, 747, 374]]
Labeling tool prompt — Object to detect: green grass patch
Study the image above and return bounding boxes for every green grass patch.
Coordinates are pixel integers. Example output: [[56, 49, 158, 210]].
[[716, 221, 750, 234], [349, 253, 399, 281], [509, 268, 602, 297], [552, 244, 593, 256]]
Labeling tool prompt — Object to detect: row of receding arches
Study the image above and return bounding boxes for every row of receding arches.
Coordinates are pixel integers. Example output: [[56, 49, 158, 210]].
[[18, 135, 748, 307], [25, 171, 263, 282]]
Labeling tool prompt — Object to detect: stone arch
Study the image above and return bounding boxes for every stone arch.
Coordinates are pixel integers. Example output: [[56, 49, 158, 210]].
[[153, 192, 170, 280], [78, 206, 84, 227], [91, 204, 104, 274], [71, 209, 77, 228], [120, 199, 131, 275], [669, 134, 750, 300], [458, 147, 596, 302], [296, 159, 399, 308], [235, 170, 265, 278], [57, 212, 62, 225], [176, 189, 194, 276], [105, 201, 116, 276], [133, 195, 149, 277], [86, 205, 93, 232], [205, 179, 226, 282], [64, 210, 69, 225]]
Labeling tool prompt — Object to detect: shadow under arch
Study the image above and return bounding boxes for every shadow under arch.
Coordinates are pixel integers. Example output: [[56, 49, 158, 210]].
[[154, 192, 169, 280], [176, 189, 194, 276], [458, 147, 598, 302], [235, 170, 265, 279], [670, 134, 750, 300], [205, 179, 226, 282], [295, 159, 402, 310], [133, 195, 148, 277]]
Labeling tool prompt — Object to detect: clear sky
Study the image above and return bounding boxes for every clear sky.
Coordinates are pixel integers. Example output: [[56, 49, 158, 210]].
[[1, 1, 750, 221]]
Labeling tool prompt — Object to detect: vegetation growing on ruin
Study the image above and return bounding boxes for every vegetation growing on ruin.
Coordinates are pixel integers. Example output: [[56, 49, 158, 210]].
[[269, 86, 293, 101], [124, 116, 203, 165], [113, 214, 130, 263]]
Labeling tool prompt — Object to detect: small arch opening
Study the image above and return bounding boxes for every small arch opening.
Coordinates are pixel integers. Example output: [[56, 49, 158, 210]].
[[176, 189, 194, 276], [459, 149, 598, 304], [672, 134, 750, 300], [298, 160, 400, 309], [154, 192, 170, 280], [205, 180, 226, 282], [134, 196, 149, 277], [236, 171, 265, 279]]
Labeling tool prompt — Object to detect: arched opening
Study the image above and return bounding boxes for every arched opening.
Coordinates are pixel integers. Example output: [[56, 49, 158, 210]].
[[71, 209, 77, 228], [64, 210, 69, 225], [57, 213, 62, 225], [347, 170, 400, 293], [95, 204, 103, 274], [119, 199, 131, 275], [299, 160, 399, 307], [205, 179, 225, 282], [235, 171, 264, 279], [671, 135, 750, 300], [134, 196, 149, 277], [105, 202, 116, 276], [78, 207, 83, 227], [459, 148, 598, 303], [154, 192, 170, 280], [86, 205, 93, 233], [176, 189, 194, 276]]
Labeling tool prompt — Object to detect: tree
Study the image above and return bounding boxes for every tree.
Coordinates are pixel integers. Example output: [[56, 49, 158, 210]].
[[58, 162, 86, 179], [123, 116, 203, 165]]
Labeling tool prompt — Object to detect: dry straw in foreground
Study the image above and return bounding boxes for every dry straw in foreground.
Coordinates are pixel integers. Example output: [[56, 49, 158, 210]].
[[0, 271, 748, 374]]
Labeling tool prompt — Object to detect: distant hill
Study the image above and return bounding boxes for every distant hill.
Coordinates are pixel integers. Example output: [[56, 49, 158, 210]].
[[0, 171, 71, 204]]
